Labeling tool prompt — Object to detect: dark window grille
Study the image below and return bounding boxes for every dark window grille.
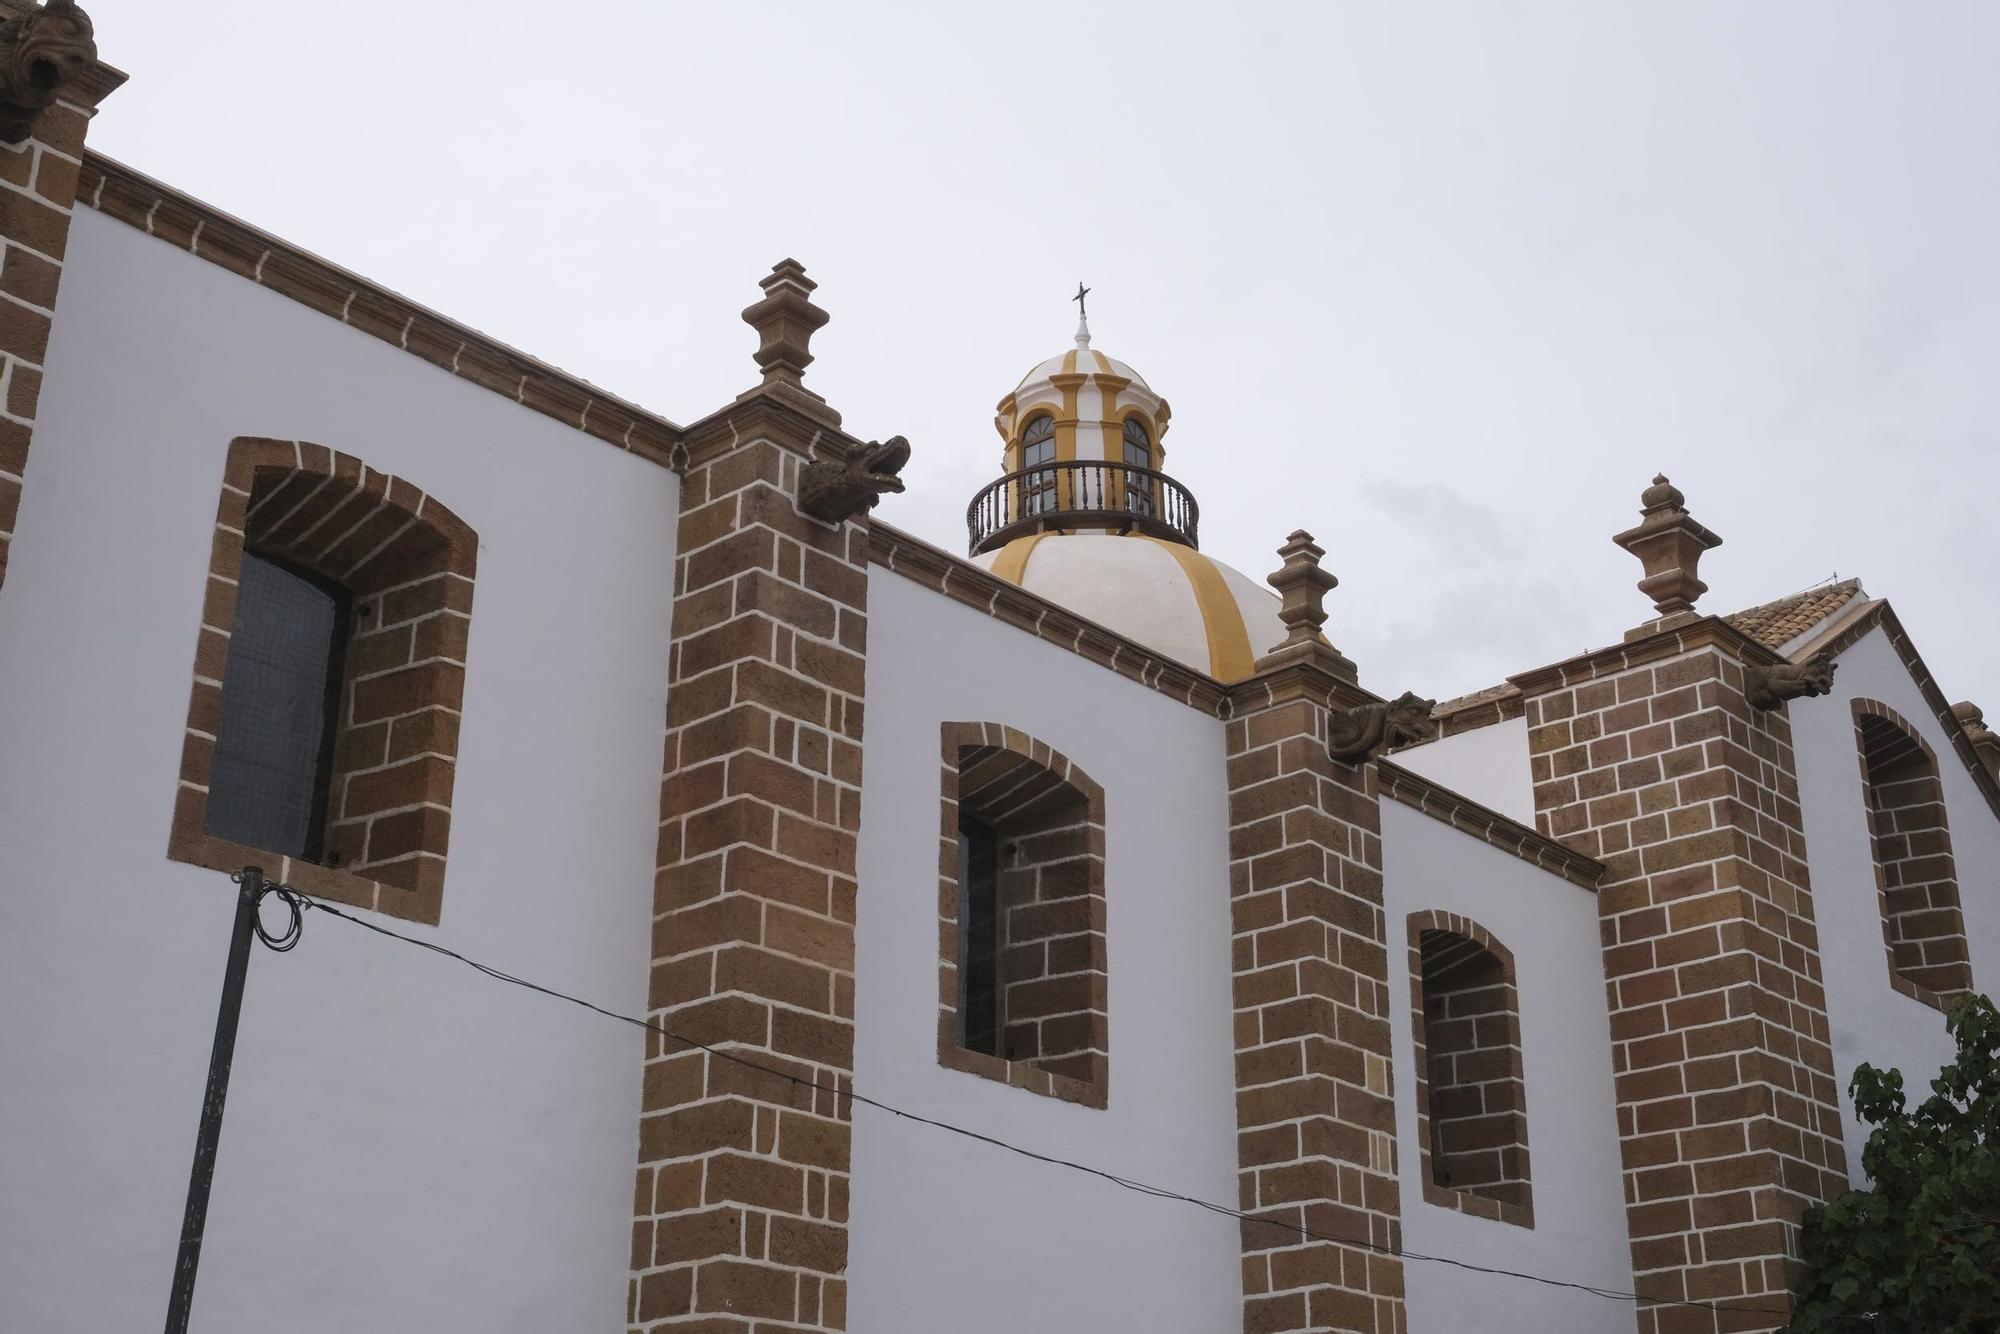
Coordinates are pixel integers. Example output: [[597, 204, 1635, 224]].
[[956, 813, 1001, 1055], [205, 551, 350, 861]]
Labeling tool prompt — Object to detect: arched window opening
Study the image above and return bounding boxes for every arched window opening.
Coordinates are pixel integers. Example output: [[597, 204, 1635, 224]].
[[1855, 702, 1972, 1004], [170, 437, 477, 925], [938, 722, 1108, 1108], [1121, 417, 1155, 517], [1020, 413, 1057, 516], [1408, 915, 1533, 1227]]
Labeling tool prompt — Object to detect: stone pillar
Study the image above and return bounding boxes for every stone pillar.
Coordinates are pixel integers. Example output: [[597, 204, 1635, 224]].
[[0, 0, 120, 594], [1519, 631, 1847, 1332], [628, 264, 878, 1332], [1227, 533, 1405, 1334]]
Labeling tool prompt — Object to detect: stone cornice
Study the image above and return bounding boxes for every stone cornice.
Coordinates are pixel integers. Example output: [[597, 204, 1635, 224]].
[[867, 522, 1230, 716], [1226, 654, 1381, 717], [1506, 614, 1782, 696], [678, 391, 864, 471], [1377, 759, 1605, 891], [1432, 684, 1525, 737], [77, 152, 687, 469]]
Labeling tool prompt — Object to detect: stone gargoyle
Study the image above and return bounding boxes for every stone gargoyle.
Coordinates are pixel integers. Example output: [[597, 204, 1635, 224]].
[[1328, 690, 1438, 763], [0, 0, 96, 145], [798, 435, 910, 525], [1745, 654, 1838, 711]]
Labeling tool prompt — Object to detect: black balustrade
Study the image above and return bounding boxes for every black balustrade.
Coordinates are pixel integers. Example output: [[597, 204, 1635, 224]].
[[966, 461, 1200, 555]]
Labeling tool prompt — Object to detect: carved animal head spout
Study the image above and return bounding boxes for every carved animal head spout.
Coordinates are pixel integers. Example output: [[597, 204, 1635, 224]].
[[798, 435, 911, 525], [0, 0, 97, 145], [1745, 654, 1837, 712], [1328, 690, 1439, 764]]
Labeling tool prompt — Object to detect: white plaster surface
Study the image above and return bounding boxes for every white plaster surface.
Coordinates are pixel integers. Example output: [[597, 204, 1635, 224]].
[[848, 570, 1243, 1334], [1381, 800, 1636, 1333], [1391, 714, 1535, 825], [1787, 626, 2000, 1175], [0, 212, 677, 1333]]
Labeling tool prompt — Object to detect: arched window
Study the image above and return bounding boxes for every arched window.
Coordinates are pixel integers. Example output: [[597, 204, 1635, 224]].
[[1019, 413, 1057, 515], [1408, 913, 1533, 1227], [170, 437, 477, 925], [1121, 417, 1155, 516], [1854, 700, 1972, 1005], [937, 721, 1109, 1109]]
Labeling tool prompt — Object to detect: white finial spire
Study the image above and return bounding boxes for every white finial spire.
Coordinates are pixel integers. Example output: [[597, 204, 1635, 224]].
[[1072, 281, 1092, 349]]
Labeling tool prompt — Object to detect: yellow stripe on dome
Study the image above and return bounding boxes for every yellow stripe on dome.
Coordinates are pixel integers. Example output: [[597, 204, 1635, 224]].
[[987, 532, 1047, 587], [1143, 537, 1256, 683]]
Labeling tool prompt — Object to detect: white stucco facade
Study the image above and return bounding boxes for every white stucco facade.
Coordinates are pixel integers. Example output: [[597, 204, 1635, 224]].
[[1786, 626, 2000, 1173], [0, 210, 678, 1333], [1382, 801, 1633, 1333], [847, 570, 1244, 1334], [2, 142, 1994, 1334], [1391, 715, 1536, 826]]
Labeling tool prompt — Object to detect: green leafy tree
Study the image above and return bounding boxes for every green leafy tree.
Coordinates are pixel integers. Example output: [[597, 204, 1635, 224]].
[[1787, 993, 2000, 1333]]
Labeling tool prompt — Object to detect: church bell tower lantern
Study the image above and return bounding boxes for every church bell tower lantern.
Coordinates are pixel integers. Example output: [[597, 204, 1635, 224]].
[[969, 289, 1193, 554]]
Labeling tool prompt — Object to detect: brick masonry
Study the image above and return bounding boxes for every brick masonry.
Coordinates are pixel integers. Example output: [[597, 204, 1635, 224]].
[[1405, 911, 1533, 1228], [1226, 664, 1406, 1334], [629, 399, 871, 1333], [936, 722, 1109, 1108], [1850, 698, 1972, 1007], [0, 34, 121, 596], [169, 437, 476, 925], [1519, 633, 1847, 1333]]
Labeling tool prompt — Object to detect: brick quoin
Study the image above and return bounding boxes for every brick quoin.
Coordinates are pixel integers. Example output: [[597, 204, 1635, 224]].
[[1226, 659, 1406, 1334], [1518, 628, 1848, 1334], [627, 391, 876, 1333], [0, 3, 121, 596]]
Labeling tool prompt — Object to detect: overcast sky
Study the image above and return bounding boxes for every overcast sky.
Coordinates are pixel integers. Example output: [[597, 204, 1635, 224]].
[[87, 2, 1998, 704]]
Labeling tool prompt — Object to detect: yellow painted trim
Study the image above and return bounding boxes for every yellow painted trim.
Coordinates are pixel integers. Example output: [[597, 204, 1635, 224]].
[[1047, 373, 1087, 466], [1146, 537, 1256, 683], [987, 532, 1046, 586]]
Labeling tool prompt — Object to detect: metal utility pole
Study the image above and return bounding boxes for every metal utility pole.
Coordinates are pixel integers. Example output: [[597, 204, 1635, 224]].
[[163, 866, 302, 1334]]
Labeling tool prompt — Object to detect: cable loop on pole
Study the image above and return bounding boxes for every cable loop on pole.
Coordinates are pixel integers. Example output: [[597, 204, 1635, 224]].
[[229, 867, 309, 951], [254, 885, 307, 951]]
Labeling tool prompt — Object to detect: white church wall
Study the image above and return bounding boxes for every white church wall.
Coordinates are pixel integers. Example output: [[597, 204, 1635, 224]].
[[1381, 801, 1636, 1334], [1788, 625, 2000, 1176], [1391, 715, 1535, 825], [0, 211, 675, 1333], [848, 569, 1243, 1334]]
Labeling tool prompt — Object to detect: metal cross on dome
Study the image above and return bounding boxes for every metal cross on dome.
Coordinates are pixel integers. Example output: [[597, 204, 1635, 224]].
[[1073, 281, 1090, 319]]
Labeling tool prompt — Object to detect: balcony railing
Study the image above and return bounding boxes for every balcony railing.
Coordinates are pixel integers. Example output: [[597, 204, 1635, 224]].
[[967, 460, 1200, 556]]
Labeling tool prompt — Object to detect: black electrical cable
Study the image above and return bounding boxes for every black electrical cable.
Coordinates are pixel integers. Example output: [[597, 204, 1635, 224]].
[[247, 878, 307, 952], [277, 887, 1868, 1323]]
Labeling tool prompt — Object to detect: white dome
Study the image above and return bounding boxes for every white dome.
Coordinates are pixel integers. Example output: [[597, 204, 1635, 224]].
[[1013, 345, 1152, 395], [973, 532, 1282, 683]]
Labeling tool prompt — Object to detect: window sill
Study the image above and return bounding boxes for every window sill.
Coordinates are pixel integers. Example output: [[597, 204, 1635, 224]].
[[169, 786, 443, 925], [1886, 971, 1966, 1016], [936, 1027, 1108, 1110], [1420, 1179, 1535, 1230]]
